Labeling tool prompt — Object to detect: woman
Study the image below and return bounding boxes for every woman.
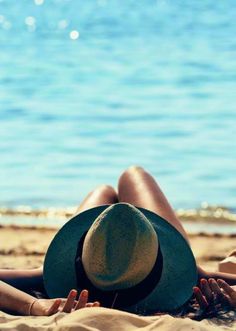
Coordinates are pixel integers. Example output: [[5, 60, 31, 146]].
[[1, 166, 236, 314], [75, 165, 236, 312]]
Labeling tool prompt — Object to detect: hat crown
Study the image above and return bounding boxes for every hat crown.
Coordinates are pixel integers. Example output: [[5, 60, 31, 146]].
[[82, 203, 158, 290]]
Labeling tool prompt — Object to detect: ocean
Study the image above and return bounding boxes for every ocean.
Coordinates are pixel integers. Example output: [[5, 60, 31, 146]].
[[0, 0, 236, 229]]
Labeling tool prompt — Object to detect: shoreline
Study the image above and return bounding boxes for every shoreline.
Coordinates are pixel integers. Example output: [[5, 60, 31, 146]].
[[1, 204, 236, 223]]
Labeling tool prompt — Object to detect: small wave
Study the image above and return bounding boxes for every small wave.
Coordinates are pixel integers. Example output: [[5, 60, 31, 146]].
[[0, 206, 77, 219], [177, 204, 236, 223], [0, 203, 236, 223]]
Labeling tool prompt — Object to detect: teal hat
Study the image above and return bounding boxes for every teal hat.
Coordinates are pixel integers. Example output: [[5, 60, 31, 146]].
[[43, 203, 197, 313]]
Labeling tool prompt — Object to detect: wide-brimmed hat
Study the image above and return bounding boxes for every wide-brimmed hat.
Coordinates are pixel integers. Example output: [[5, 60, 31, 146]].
[[43, 203, 197, 313]]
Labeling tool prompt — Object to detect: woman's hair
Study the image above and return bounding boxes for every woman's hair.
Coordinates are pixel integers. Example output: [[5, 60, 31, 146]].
[[167, 296, 236, 325]]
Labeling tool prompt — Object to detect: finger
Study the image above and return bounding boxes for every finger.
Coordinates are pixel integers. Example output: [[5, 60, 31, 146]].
[[209, 279, 223, 297], [62, 290, 78, 313], [209, 279, 230, 306], [93, 301, 100, 307], [200, 279, 213, 301], [193, 287, 208, 310], [217, 279, 235, 297], [85, 303, 93, 307], [47, 299, 62, 316], [75, 290, 89, 310]]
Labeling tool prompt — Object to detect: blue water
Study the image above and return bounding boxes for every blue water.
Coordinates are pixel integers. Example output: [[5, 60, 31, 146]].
[[0, 0, 236, 211]]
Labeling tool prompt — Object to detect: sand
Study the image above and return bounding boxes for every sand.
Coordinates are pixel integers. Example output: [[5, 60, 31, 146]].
[[0, 306, 235, 331], [0, 225, 235, 271], [0, 225, 236, 330]]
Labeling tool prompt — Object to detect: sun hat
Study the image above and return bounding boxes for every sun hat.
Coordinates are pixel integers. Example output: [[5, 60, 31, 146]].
[[43, 203, 197, 313]]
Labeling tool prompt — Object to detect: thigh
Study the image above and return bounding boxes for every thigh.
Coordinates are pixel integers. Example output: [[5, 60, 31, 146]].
[[118, 166, 188, 242]]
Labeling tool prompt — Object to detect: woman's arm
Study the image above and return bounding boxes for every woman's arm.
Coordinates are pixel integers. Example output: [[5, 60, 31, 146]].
[[0, 280, 37, 315], [198, 266, 236, 285], [0, 281, 99, 316], [0, 267, 42, 278], [0, 267, 44, 293]]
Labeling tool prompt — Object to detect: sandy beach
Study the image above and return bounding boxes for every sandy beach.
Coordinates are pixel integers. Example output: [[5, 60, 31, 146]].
[[0, 225, 235, 272], [1, 224, 236, 331]]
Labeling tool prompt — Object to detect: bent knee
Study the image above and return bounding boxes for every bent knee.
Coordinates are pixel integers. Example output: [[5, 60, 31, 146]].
[[118, 166, 147, 188], [94, 184, 116, 197], [120, 165, 145, 179]]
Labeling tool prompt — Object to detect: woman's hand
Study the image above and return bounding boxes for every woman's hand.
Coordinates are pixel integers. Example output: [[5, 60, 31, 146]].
[[217, 280, 236, 307], [30, 289, 100, 316], [193, 278, 236, 311]]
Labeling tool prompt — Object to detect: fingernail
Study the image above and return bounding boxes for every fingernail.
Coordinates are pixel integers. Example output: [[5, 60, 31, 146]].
[[193, 287, 199, 293], [71, 290, 77, 296], [82, 290, 88, 296]]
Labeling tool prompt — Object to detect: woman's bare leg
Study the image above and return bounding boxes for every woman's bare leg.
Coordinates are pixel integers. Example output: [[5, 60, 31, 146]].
[[118, 166, 188, 242], [118, 167, 236, 285], [76, 185, 118, 214]]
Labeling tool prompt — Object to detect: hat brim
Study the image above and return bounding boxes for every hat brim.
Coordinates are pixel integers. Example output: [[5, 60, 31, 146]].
[[43, 205, 197, 312]]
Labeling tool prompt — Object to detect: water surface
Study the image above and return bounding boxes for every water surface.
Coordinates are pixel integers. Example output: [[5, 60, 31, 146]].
[[0, 0, 236, 216]]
